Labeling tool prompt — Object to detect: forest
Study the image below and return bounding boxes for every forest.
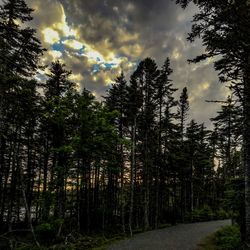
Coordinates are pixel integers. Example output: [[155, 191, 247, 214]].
[[0, 0, 250, 249]]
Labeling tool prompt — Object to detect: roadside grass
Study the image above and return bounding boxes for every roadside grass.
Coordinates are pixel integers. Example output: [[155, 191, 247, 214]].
[[2, 223, 172, 250]]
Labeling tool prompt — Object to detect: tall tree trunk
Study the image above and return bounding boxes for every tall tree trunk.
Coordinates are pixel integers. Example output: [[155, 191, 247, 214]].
[[190, 158, 194, 215], [20, 170, 40, 247], [0, 142, 12, 223], [7, 127, 21, 231], [144, 131, 149, 231], [129, 118, 136, 236], [119, 120, 125, 233], [76, 160, 81, 231], [89, 164, 92, 233], [35, 162, 42, 221], [0, 135, 6, 223], [244, 53, 250, 246], [155, 101, 162, 229]]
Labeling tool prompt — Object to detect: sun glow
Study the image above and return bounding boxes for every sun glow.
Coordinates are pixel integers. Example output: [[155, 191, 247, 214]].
[[42, 28, 60, 44], [64, 40, 83, 50], [53, 5, 77, 37]]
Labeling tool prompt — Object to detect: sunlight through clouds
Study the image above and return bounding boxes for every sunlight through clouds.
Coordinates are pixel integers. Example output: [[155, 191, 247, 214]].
[[63, 40, 83, 50], [25, 0, 230, 126], [189, 82, 211, 102], [54, 5, 77, 37], [172, 48, 181, 60], [42, 28, 60, 44], [36, 1, 137, 89], [48, 50, 63, 59]]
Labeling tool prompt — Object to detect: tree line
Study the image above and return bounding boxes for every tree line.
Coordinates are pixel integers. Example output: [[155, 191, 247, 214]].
[[0, 0, 247, 248]]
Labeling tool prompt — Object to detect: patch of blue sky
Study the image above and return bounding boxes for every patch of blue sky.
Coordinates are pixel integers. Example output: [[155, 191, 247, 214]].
[[51, 42, 65, 52], [104, 63, 117, 70], [78, 46, 86, 55], [51, 36, 76, 52], [92, 64, 100, 73]]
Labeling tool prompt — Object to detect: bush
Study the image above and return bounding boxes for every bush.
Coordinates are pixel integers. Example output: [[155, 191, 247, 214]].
[[189, 206, 230, 222], [36, 222, 55, 243], [215, 209, 230, 220], [191, 206, 214, 222], [214, 225, 241, 250], [35, 218, 64, 244], [36, 223, 53, 234]]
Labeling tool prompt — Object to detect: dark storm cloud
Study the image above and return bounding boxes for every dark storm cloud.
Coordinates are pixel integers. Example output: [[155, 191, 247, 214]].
[[59, 0, 189, 57], [24, 0, 229, 127], [57, 0, 203, 78]]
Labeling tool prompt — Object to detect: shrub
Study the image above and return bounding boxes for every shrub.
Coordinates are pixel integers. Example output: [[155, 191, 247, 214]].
[[35, 218, 64, 244], [215, 209, 229, 220], [189, 206, 230, 222], [214, 225, 241, 250], [191, 206, 214, 222], [36, 222, 55, 243]]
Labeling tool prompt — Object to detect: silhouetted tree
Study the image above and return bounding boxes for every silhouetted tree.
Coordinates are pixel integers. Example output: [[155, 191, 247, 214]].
[[176, 0, 250, 242]]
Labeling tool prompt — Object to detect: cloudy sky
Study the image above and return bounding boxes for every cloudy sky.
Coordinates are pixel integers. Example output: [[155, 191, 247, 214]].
[[25, 0, 230, 127]]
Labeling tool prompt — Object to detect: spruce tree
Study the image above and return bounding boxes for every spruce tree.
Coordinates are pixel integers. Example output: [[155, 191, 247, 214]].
[[138, 58, 160, 230], [153, 58, 176, 228], [0, 2, 44, 219], [178, 87, 189, 140], [211, 96, 242, 180], [176, 0, 250, 241], [105, 72, 128, 232], [0, 0, 44, 78], [126, 68, 143, 235], [42, 61, 75, 223], [178, 87, 189, 221]]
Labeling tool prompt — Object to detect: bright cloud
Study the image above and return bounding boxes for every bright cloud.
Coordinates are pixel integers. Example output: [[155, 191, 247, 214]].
[[53, 4, 77, 37], [37, 1, 136, 88], [48, 50, 63, 59], [42, 28, 60, 44], [63, 40, 83, 50]]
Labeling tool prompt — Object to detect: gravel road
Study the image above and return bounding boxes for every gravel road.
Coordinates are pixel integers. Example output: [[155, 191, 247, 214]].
[[107, 220, 231, 250]]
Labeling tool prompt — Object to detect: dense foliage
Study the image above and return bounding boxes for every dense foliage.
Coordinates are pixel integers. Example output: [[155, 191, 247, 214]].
[[199, 225, 242, 250]]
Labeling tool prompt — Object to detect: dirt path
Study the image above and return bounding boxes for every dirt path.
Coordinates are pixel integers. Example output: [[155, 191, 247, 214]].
[[107, 220, 230, 250]]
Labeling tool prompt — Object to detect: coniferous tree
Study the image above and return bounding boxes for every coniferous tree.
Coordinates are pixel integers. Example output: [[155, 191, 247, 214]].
[[176, 0, 250, 242], [185, 120, 201, 215], [0, 0, 44, 78], [178, 87, 189, 221], [41, 61, 76, 225], [126, 68, 143, 234], [0, 2, 44, 233], [153, 58, 177, 228], [137, 58, 160, 230], [211, 96, 242, 181], [105, 72, 128, 233], [178, 87, 189, 141]]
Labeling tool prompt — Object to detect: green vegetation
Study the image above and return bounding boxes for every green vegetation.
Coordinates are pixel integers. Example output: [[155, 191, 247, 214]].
[[197, 225, 242, 250], [189, 206, 230, 223], [0, 232, 125, 250]]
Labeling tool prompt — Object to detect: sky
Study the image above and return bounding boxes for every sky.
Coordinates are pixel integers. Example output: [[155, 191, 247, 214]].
[[25, 0, 230, 127]]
